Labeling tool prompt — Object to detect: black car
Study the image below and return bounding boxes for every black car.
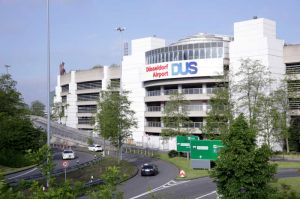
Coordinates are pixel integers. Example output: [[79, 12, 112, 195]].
[[141, 163, 159, 176]]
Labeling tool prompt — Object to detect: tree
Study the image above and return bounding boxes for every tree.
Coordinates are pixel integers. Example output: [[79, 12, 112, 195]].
[[0, 74, 28, 118], [51, 102, 68, 124], [95, 87, 137, 161], [30, 100, 45, 117], [161, 92, 190, 137], [203, 78, 234, 139], [289, 117, 300, 152], [232, 59, 273, 130], [0, 74, 46, 167], [210, 114, 277, 199]]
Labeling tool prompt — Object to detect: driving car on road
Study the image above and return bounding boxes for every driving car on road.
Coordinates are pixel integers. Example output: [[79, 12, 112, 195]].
[[62, 149, 75, 160], [141, 163, 159, 176], [88, 144, 103, 152]]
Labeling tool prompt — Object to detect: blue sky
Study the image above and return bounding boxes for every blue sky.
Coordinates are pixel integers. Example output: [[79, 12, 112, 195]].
[[0, 0, 299, 105]]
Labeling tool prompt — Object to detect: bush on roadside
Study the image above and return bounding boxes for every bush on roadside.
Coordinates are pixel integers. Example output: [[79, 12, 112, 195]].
[[168, 150, 178, 158]]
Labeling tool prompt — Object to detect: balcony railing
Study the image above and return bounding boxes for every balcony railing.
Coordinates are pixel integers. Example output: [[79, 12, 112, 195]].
[[182, 88, 203, 94], [146, 90, 161, 96], [147, 106, 161, 112], [206, 87, 217, 94], [183, 105, 212, 112], [164, 89, 178, 95], [146, 121, 161, 127]]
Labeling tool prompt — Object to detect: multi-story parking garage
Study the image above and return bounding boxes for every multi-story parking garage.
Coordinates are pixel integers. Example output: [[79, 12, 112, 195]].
[[54, 66, 120, 132], [54, 17, 299, 150]]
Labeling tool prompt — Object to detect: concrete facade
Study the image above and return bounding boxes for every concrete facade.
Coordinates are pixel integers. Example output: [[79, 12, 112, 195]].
[[54, 17, 300, 151]]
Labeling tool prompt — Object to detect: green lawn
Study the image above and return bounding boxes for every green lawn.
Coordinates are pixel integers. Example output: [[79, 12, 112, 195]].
[[271, 177, 300, 197], [159, 153, 209, 180], [272, 161, 300, 169], [55, 157, 136, 184], [273, 154, 300, 160]]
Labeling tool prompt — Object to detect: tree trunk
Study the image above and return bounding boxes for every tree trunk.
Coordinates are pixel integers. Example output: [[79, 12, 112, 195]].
[[285, 138, 290, 153]]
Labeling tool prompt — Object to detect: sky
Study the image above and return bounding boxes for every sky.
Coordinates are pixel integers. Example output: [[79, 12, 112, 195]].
[[0, 0, 299, 105]]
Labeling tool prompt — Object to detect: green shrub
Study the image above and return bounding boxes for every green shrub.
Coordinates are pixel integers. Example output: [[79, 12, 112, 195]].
[[168, 150, 178, 158], [0, 149, 32, 168]]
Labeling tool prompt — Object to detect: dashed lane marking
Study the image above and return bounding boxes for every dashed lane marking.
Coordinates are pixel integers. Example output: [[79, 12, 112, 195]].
[[194, 191, 217, 199], [7, 167, 38, 180], [129, 180, 189, 199]]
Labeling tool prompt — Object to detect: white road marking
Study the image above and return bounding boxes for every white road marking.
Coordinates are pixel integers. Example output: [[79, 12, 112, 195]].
[[194, 191, 217, 199], [7, 167, 38, 180], [129, 180, 189, 199]]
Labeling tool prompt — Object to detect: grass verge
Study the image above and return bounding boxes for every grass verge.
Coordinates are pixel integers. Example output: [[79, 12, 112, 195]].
[[0, 164, 37, 176], [55, 156, 136, 184], [271, 161, 300, 169], [271, 177, 300, 196], [159, 153, 209, 180]]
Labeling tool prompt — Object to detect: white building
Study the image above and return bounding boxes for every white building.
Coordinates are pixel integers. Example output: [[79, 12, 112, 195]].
[[54, 17, 298, 150]]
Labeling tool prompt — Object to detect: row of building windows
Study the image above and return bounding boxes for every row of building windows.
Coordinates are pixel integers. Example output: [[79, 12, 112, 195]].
[[288, 80, 300, 92], [77, 80, 102, 90], [78, 117, 95, 125], [78, 105, 97, 113], [146, 104, 212, 112], [146, 87, 217, 96], [61, 84, 69, 93], [145, 42, 225, 64], [77, 93, 99, 101], [289, 98, 300, 109], [286, 63, 300, 74]]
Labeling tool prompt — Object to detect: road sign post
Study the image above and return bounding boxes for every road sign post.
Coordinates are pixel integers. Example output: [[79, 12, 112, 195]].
[[62, 160, 69, 182]]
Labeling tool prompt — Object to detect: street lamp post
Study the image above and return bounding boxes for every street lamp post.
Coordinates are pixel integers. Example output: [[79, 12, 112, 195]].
[[46, 0, 51, 188], [115, 26, 125, 161]]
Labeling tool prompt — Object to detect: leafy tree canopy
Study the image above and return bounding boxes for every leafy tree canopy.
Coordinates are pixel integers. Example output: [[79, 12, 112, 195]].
[[210, 114, 277, 199]]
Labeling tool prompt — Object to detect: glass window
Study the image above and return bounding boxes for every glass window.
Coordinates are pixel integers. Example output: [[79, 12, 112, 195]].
[[218, 42, 223, 47], [178, 45, 183, 50], [172, 46, 177, 51], [200, 48, 205, 59], [174, 51, 178, 61], [212, 42, 217, 47], [212, 47, 217, 58], [183, 50, 188, 60], [194, 49, 199, 59], [205, 43, 211, 48], [161, 53, 164, 62], [188, 50, 193, 59], [205, 47, 211, 58], [200, 43, 204, 48], [178, 51, 183, 60], [166, 52, 169, 62], [218, 47, 223, 58], [183, 45, 188, 50], [194, 43, 199, 48], [169, 51, 173, 61]]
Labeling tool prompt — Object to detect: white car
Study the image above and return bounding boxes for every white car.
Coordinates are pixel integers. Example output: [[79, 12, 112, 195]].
[[88, 144, 103, 152], [62, 149, 75, 160]]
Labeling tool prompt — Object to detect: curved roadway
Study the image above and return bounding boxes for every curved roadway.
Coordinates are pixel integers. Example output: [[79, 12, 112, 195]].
[[5, 148, 95, 183]]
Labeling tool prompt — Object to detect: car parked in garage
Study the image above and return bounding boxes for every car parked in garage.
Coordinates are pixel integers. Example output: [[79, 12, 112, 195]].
[[141, 163, 159, 176]]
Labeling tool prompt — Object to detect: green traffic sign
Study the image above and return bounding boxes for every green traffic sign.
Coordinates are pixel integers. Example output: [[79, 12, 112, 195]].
[[176, 135, 199, 152], [190, 140, 223, 160]]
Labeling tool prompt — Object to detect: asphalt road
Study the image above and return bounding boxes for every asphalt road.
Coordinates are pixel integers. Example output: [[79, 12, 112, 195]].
[[119, 156, 300, 199], [5, 147, 95, 182], [118, 153, 178, 199]]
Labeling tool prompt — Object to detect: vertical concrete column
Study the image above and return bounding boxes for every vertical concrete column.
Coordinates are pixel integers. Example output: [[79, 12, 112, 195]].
[[160, 85, 164, 96], [103, 66, 109, 90], [202, 84, 207, 112], [202, 83, 207, 94], [178, 84, 182, 93]]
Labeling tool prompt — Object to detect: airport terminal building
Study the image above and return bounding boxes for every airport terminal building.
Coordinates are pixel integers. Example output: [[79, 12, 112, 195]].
[[54, 18, 300, 150]]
